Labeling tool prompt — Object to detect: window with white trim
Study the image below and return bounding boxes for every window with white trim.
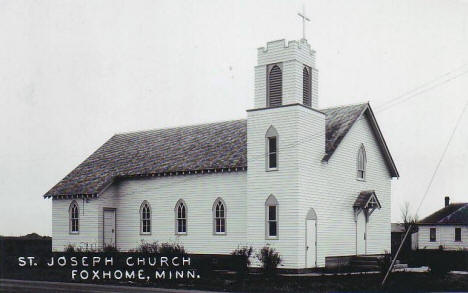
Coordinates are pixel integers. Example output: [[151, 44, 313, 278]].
[[140, 201, 151, 234], [175, 200, 187, 234], [357, 144, 367, 180], [265, 126, 279, 170], [69, 201, 79, 234], [213, 198, 226, 234], [265, 194, 279, 238]]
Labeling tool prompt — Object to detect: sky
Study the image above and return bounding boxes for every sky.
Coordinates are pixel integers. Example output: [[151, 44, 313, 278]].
[[0, 0, 467, 236]]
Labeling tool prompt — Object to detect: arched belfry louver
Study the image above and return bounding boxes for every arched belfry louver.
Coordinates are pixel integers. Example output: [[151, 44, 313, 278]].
[[303, 66, 311, 106], [267, 64, 282, 107]]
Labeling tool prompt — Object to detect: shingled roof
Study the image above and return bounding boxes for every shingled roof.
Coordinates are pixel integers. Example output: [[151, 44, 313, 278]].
[[322, 103, 399, 178], [44, 120, 247, 198], [44, 103, 398, 198], [419, 203, 468, 225]]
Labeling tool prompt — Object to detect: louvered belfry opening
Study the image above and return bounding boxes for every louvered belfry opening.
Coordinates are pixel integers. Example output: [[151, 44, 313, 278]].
[[267, 64, 282, 107], [303, 66, 311, 107]]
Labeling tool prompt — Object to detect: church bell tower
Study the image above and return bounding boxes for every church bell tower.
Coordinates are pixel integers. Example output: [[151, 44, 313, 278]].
[[254, 38, 318, 109], [246, 38, 325, 269]]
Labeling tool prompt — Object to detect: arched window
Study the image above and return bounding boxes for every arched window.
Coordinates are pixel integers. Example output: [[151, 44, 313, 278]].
[[357, 144, 367, 180], [265, 125, 279, 170], [213, 198, 226, 234], [265, 194, 279, 239], [140, 201, 151, 235], [69, 201, 79, 234], [175, 200, 187, 234], [267, 64, 282, 107], [303, 66, 311, 106]]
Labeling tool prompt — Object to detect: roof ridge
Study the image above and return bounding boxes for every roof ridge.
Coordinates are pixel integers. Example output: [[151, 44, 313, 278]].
[[115, 118, 247, 136], [320, 101, 369, 111], [439, 203, 468, 223]]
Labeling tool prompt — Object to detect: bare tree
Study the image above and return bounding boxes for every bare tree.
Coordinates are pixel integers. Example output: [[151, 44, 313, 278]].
[[400, 201, 418, 233]]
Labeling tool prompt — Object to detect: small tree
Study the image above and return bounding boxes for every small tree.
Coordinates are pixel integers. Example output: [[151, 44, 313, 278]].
[[231, 246, 253, 277], [256, 246, 282, 277], [400, 201, 418, 233]]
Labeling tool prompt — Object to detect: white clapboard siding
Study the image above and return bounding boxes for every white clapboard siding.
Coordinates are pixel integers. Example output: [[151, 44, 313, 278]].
[[417, 226, 468, 250], [247, 104, 325, 268], [316, 114, 392, 265], [52, 172, 247, 252]]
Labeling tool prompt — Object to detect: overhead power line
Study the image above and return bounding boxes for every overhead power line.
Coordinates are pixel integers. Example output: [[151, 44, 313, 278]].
[[381, 97, 468, 287]]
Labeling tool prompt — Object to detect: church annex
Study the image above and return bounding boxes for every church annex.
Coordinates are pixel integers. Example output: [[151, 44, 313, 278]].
[[44, 38, 399, 269]]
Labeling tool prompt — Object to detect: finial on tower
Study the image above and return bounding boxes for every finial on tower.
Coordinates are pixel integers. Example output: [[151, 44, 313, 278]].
[[297, 4, 310, 40]]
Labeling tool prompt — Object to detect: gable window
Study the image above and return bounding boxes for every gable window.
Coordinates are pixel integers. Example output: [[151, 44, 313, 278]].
[[267, 63, 282, 107], [303, 66, 311, 107], [213, 198, 226, 234], [430, 228, 436, 242], [140, 201, 151, 235], [357, 144, 367, 180], [69, 201, 79, 234], [175, 200, 187, 234], [265, 126, 279, 170], [455, 228, 462, 242], [265, 195, 279, 239]]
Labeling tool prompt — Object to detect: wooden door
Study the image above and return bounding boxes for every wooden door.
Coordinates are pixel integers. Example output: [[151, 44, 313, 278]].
[[103, 209, 116, 247], [306, 219, 316, 267]]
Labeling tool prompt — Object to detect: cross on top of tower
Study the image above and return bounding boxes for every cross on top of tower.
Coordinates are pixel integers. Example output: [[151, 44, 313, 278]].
[[297, 5, 310, 40]]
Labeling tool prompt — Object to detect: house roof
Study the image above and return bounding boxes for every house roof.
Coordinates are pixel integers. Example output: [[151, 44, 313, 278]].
[[321, 103, 399, 178], [44, 103, 398, 198], [419, 203, 468, 225]]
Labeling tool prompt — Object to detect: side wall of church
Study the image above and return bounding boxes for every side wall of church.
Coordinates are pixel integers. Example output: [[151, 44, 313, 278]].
[[308, 113, 392, 267], [52, 172, 247, 252]]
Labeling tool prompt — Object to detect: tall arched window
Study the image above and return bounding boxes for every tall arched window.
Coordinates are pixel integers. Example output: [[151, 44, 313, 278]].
[[265, 125, 279, 170], [303, 66, 311, 106], [175, 200, 187, 234], [265, 194, 279, 239], [140, 201, 151, 235], [69, 201, 79, 234], [357, 144, 367, 180], [267, 64, 282, 107], [213, 198, 226, 234]]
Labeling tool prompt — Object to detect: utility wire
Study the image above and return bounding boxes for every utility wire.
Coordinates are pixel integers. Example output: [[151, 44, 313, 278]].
[[381, 97, 468, 287], [120, 66, 468, 194]]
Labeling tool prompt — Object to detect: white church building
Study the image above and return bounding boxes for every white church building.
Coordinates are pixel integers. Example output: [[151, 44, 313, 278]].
[[44, 38, 399, 269]]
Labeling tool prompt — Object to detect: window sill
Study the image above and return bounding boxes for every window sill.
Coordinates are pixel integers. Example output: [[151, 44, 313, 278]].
[[69, 232, 79, 235], [140, 232, 151, 236], [356, 178, 366, 182], [176, 233, 187, 236], [214, 232, 227, 236], [266, 168, 279, 172], [266, 236, 279, 240]]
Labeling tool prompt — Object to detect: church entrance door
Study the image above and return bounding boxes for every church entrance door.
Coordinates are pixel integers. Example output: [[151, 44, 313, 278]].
[[306, 219, 316, 267], [356, 212, 366, 254], [103, 208, 116, 247]]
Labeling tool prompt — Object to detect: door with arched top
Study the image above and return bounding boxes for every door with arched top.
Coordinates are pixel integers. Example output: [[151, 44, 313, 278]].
[[305, 208, 317, 268]]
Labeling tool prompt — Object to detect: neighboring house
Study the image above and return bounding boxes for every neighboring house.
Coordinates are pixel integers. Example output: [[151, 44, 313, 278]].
[[415, 197, 468, 250], [44, 38, 399, 269]]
